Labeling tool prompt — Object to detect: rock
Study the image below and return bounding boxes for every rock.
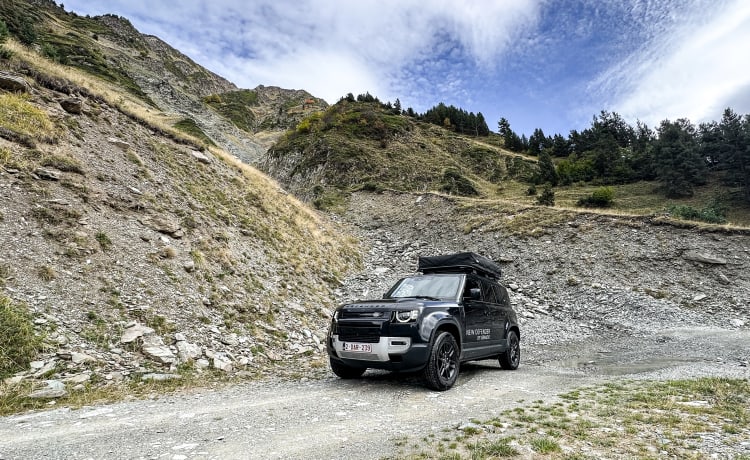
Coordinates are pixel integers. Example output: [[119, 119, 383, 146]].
[[183, 260, 195, 272], [730, 319, 745, 328], [32, 359, 58, 378], [139, 215, 183, 238], [29, 380, 67, 399], [121, 324, 155, 344], [142, 335, 176, 364], [71, 352, 96, 364], [60, 97, 83, 114], [195, 358, 210, 369], [212, 354, 233, 373], [64, 373, 91, 384], [105, 372, 124, 382], [191, 150, 211, 164], [0, 71, 30, 93], [175, 341, 202, 361], [142, 345, 176, 364], [220, 333, 239, 346], [683, 251, 727, 265], [693, 293, 707, 302], [33, 168, 60, 181], [108, 137, 131, 151], [174, 332, 187, 342]]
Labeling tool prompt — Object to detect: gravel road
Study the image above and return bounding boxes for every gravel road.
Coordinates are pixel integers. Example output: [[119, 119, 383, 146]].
[[2, 323, 749, 460], [3, 191, 749, 459]]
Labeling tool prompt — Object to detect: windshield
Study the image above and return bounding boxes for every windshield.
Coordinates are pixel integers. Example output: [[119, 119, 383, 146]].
[[386, 274, 462, 300]]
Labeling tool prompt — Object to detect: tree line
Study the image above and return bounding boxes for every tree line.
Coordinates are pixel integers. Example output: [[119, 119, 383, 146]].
[[499, 109, 750, 203], [339, 93, 490, 137]]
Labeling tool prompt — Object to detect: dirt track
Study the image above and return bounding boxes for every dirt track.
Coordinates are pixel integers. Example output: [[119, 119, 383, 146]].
[[2, 323, 748, 460]]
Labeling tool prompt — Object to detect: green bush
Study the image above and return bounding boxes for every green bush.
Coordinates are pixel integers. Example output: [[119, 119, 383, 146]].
[[441, 168, 478, 196], [0, 295, 43, 378], [536, 184, 555, 206], [668, 201, 727, 224], [577, 186, 614, 207]]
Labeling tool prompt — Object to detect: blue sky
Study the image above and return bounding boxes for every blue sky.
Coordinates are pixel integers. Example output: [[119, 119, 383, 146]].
[[61, 0, 750, 137]]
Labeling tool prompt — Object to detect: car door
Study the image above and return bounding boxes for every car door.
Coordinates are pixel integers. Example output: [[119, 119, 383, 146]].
[[461, 275, 494, 359]]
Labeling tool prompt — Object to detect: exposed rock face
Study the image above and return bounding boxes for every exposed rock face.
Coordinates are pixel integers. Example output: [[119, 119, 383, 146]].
[[0, 71, 30, 93]]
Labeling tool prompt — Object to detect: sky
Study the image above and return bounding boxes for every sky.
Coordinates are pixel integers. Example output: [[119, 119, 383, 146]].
[[60, 0, 750, 137]]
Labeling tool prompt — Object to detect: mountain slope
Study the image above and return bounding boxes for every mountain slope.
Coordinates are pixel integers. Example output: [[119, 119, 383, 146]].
[[260, 100, 537, 207], [0, 39, 358, 400]]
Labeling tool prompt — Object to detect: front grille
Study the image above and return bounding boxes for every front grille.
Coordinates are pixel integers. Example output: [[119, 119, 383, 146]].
[[337, 325, 381, 343], [341, 310, 389, 319]]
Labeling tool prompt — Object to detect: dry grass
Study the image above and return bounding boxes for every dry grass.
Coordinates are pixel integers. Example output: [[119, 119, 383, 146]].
[[392, 378, 750, 460], [0, 93, 58, 142]]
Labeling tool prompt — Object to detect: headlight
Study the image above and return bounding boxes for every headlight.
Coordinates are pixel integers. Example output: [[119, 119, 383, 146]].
[[393, 309, 419, 323]]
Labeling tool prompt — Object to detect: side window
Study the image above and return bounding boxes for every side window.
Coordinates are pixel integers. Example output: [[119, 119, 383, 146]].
[[480, 279, 499, 303], [492, 284, 507, 306], [463, 277, 481, 299]]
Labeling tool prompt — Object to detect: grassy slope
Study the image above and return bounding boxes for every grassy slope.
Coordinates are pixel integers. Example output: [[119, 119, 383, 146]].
[[268, 102, 750, 228]]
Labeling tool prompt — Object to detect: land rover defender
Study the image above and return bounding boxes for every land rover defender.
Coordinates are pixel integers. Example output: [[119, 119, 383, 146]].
[[327, 252, 520, 390]]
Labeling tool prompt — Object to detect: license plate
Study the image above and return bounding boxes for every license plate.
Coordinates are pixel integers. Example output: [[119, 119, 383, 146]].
[[343, 342, 372, 353]]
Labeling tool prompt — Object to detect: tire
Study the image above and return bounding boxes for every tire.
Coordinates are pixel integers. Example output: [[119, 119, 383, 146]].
[[423, 331, 460, 391], [499, 330, 520, 370], [330, 358, 366, 379]]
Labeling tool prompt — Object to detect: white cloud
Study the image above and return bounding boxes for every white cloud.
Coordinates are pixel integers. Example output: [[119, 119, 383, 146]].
[[595, 0, 750, 126], [64, 0, 541, 107]]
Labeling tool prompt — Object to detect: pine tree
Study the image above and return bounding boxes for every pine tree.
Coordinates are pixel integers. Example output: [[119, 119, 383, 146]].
[[654, 119, 706, 198]]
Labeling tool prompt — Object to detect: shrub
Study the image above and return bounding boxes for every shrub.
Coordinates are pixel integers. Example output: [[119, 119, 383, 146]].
[[95, 231, 112, 250], [441, 168, 478, 196], [668, 201, 727, 224], [577, 186, 614, 208], [0, 295, 43, 378], [0, 46, 13, 60], [536, 185, 555, 206]]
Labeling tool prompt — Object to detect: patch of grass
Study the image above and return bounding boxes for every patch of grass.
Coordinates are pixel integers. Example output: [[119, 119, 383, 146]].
[[400, 378, 750, 459], [530, 436, 561, 454], [40, 153, 85, 175], [95, 231, 112, 251], [37, 265, 56, 281], [173, 118, 215, 147], [0, 295, 43, 378], [0, 93, 58, 143], [203, 89, 258, 132]]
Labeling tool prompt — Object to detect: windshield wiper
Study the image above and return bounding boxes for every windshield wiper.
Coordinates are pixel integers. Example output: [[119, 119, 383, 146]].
[[412, 295, 441, 301]]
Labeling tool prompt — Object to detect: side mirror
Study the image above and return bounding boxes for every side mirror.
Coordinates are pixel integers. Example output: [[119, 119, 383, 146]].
[[469, 288, 481, 300]]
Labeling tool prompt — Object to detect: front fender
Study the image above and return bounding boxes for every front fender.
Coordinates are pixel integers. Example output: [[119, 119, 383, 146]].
[[419, 311, 461, 342]]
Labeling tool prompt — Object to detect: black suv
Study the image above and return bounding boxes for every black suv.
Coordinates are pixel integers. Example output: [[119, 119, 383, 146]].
[[327, 252, 520, 390]]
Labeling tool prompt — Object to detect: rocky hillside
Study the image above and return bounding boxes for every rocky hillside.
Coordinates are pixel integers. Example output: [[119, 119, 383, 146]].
[[0, 0, 321, 164], [334, 191, 750, 369], [0, 54, 358, 397]]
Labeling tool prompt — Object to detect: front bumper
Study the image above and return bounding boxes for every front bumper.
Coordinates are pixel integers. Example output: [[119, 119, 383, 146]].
[[328, 334, 430, 372]]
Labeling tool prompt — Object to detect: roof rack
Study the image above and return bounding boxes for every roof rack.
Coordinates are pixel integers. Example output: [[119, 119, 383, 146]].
[[417, 252, 502, 279]]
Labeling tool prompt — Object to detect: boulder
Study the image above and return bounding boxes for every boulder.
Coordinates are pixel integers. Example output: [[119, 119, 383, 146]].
[[683, 251, 727, 265], [29, 380, 67, 399], [191, 150, 211, 164], [121, 324, 155, 344], [107, 137, 131, 151], [0, 71, 30, 93], [60, 97, 83, 114]]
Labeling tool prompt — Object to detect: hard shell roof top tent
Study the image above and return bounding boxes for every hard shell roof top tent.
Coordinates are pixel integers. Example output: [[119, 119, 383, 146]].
[[417, 252, 502, 280]]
